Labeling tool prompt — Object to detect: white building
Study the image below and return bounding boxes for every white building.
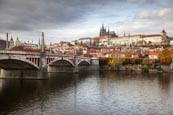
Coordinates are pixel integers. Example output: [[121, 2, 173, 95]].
[[107, 29, 169, 47], [110, 35, 141, 46], [77, 38, 92, 46]]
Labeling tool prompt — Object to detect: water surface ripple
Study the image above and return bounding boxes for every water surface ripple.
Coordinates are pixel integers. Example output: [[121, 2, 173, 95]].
[[0, 72, 173, 115]]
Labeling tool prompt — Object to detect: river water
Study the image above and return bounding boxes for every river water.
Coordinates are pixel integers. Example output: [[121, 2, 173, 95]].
[[0, 71, 173, 115]]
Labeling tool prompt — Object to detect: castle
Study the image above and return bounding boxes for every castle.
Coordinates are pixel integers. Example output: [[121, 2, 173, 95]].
[[99, 24, 118, 37]]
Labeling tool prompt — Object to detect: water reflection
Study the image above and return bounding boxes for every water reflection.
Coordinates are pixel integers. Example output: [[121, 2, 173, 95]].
[[158, 73, 171, 91], [0, 72, 173, 115]]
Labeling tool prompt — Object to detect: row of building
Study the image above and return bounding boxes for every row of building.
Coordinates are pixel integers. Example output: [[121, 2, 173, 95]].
[[73, 25, 172, 47], [4, 34, 41, 50], [1, 25, 173, 60]]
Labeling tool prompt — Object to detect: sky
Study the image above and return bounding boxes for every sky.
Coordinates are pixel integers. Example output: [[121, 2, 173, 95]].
[[0, 0, 173, 44]]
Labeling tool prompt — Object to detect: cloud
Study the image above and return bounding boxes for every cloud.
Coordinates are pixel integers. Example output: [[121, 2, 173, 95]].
[[0, 0, 108, 31], [113, 8, 173, 36], [0, 0, 172, 43]]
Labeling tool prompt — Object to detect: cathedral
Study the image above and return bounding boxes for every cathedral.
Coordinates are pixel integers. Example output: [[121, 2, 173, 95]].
[[99, 24, 118, 37]]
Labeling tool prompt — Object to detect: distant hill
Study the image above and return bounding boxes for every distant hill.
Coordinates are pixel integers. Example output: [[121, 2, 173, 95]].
[[0, 39, 6, 49]]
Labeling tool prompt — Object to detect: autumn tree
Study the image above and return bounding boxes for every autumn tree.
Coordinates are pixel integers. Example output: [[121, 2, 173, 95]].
[[159, 49, 172, 65]]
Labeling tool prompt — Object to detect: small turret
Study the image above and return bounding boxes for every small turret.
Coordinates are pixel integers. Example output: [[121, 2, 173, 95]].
[[160, 29, 167, 40], [161, 29, 167, 39]]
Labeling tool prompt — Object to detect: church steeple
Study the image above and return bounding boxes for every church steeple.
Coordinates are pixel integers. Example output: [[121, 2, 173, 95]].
[[100, 24, 107, 37], [102, 24, 104, 30], [10, 35, 14, 48], [99, 27, 102, 37], [38, 38, 40, 45], [108, 27, 110, 35]]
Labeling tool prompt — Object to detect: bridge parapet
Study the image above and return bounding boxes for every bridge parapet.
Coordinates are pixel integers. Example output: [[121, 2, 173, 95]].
[[0, 50, 40, 55], [0, 50, 99, 73]]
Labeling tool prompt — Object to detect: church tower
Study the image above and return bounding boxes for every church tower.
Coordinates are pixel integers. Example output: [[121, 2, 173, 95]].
[[161, 29, 167, 40], [9, 36, 14, 48], [99, 24, 107, 37]]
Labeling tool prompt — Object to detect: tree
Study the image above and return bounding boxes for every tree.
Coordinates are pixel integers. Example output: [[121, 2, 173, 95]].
[[108, 55, 125, 68], [159, 49, 172, 65]]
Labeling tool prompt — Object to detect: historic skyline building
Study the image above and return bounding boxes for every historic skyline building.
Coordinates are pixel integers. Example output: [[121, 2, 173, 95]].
[[99, 24, 118, 37]]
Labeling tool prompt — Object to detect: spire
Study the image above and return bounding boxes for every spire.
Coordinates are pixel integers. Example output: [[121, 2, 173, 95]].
[[102, 24, 104, 29], [128, 32, 130, 36], [108, 27, 110, 34], [100, 24, 104, 37], [11, 35, 13, 40], [124, 32, 126, 36], [99, 27, 102, 36], [104, 26, 106, 32], [41, 32, 45, 52], [9, 35, 14, 49], [15, 36, 20, 46], [38, 38, 40, 46]]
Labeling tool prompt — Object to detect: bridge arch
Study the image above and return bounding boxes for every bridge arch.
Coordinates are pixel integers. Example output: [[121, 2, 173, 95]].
[[0, 56, 39, 70], [78, 60, 90, 66], [48, 58, 75, 67]]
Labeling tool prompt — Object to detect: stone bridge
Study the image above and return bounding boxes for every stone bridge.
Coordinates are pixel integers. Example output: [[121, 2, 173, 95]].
[[0, 50, 99, 79]]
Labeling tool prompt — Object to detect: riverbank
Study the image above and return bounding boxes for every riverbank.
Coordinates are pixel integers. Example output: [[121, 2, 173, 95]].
[[99, 64, 172, 73]]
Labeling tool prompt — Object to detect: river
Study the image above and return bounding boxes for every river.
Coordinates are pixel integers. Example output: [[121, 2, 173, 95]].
[[0, 71, 173, 115]]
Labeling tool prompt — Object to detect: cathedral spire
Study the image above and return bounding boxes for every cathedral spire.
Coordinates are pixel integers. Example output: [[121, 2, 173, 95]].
[[38, 38, 40, 46], [108, 27, 110, 35], [102, 24, 104, 30]]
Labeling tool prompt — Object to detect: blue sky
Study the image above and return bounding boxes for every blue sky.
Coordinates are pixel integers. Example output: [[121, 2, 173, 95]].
[[0, 0, 172, 44]]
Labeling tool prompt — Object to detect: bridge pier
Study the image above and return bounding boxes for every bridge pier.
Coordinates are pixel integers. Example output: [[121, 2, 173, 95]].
[[47, 66, 78, 73], [90, 57, 100, 70], [36, 51, 48, 79]]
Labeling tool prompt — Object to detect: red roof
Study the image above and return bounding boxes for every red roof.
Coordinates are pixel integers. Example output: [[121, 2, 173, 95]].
[[141, 34, 161, 38], [148, 51, 160, 55]]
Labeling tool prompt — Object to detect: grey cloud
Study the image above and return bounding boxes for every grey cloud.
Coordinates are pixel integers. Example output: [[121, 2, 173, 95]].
[[0, 0, 112, 32], [0, 0, 171, 42]]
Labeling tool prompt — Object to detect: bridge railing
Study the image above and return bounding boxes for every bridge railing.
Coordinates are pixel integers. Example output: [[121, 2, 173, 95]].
[[0, 50, 92, 59], [0, 50, 40, 55], [46, 53, 90, 59]]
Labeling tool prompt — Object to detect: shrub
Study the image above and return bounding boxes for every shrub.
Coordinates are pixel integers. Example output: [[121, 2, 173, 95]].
[[134, 58, 143, 64]]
